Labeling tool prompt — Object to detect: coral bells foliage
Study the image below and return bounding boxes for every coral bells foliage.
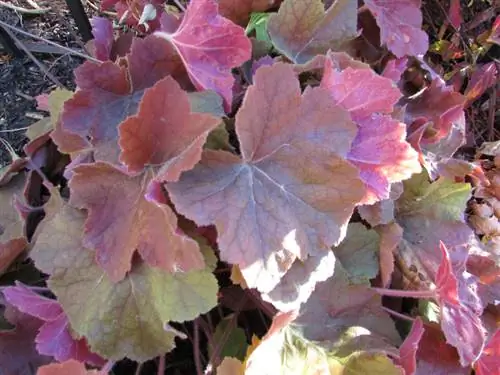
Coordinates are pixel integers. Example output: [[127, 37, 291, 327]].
[[0, 0, 499, 373]]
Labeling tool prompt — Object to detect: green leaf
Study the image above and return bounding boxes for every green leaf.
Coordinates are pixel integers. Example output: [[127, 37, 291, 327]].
[[188, 90, 225, 117], [333, 223, 379, 283], [395, 170, 475, 282], [330, 352, 402, 375], [211, 314, 248, 361], [398, 171, 471, 221], [246, 12, 272, 45], [418, 300, 440, 324], [31, 200, 218, 362], [204, 123, 234, 152]]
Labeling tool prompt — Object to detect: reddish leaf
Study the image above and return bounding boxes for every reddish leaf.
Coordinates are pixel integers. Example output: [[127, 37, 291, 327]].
[[267, 0, 358, 64], [0, 303, 51, 374], [35, 94, 50, 112], [155, 0, 251, 111], [464, 62, 498, 108], [218, 0, 277, 25], [398, 318, 424, 375], [436, 242, 486, 367], [69, 163, 205, 282], [3, 284, 104, 366], [89, 17, 114, 61], [358, 182, 403, 227], [405, 79, 466, 145], [487, 16, 500, 45], [415, 323, 470, 375], [119, 76, 220, 180], [448, 0, 462, 29], [167, 63, 365, 292], [3, 282, 61, 321], [59, 35, 185, 164], [321, 59, 421, 204], [364, 0, 429, 57], [37, 359, 99, 375], [382, 57, 408, 82], [474, 330, 500, 375]]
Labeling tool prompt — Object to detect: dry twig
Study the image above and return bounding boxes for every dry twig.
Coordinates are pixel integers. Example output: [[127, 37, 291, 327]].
[[0, 0, 50, 14], [0, 19, 100, 62]]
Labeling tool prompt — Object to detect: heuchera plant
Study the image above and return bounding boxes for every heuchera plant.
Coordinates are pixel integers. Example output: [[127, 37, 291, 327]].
[[0, 0, 499, 374]]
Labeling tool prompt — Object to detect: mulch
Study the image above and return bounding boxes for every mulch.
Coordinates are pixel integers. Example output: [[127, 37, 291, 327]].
[[0, 0, 89, 167]]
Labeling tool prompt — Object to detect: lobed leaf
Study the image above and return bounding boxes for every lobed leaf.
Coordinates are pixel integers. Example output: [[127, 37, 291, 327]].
[[30, 201, 218, 361], [168, 62, 365, 292], [321, 57, 421, 204], [0, 303, 51, 374], [68, 162, 205, 282], [364, 0, 429, 57], [474, 330, 500, 375], [395, 171, 474, 281], [58, 35, 185, 164], [118, 76, 220, 180], [155, 0, 252, 111], [267, 0, 357, 64], [3, 283, 104, 366], [333, 223, 380, 284], [397, 317, 424, 375]]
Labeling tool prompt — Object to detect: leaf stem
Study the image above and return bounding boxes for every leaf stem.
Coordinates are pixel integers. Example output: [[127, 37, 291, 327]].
[[382, 306, 416, 322], [157, 355, 165, 375], [99, 360, 115, 374], [194, 318, 203, 375], [373, 287, 436, 299]]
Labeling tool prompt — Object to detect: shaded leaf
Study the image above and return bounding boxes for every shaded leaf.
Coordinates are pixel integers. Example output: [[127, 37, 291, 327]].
[[397, 318, 424, 375], [168, 63, 364, 292], [405, 79, 465, 146], [448, 0, 462, 30], [218, 0, 277, 26], [30, 201, 218, 361], [464, 62, 498, 107], [377, 222, 403, 287], [3, 283, 104, 366], [0, 303, 51, 375], [118, 76, 220, 179], [211, 315, 248, 360], [414, 323, 469, 375], [68, 162, 205, 282], [364, 0, 428, 57], [436, 242, 485, 367], [267, 0, 357, 63], [333, 223, 379, 283], [474, 329, 500, 375]]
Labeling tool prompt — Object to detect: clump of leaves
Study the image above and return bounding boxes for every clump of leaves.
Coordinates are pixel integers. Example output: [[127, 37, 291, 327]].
[[0, 0, 499, 374]]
